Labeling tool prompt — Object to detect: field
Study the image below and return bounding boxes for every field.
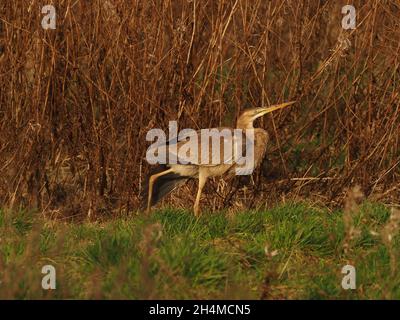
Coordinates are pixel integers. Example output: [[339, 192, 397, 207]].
[[1, 197, 399, 299]]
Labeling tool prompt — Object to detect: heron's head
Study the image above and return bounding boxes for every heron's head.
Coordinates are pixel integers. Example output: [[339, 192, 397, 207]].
[[236, 101, 296, 129]]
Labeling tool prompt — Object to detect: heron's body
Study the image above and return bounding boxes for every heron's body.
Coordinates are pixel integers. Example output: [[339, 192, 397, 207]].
[[142, 101, 295, 216]]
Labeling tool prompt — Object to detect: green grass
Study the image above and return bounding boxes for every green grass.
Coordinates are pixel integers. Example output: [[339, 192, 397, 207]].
[[0, 202, 399, 299]]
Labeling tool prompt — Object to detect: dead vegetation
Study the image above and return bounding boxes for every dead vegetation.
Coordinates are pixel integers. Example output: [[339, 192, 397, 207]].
[[0, 0, 399, 218]]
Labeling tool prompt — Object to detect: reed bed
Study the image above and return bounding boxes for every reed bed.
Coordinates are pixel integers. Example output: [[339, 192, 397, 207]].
[[0, 0, 399, 218]]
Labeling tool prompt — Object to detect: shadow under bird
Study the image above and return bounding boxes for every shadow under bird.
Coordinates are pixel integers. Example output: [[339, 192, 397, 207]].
[[141, 101, 296, 216]]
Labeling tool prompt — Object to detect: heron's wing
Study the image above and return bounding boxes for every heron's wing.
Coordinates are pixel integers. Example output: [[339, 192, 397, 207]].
[[150, 127, 248, 167]]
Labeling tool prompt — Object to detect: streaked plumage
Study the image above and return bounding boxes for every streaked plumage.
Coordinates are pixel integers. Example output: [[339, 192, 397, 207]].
[[141, 101, 295, 216]]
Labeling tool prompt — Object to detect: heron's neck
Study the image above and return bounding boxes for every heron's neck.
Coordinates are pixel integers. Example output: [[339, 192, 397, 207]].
[[236, 119, 254, 130]]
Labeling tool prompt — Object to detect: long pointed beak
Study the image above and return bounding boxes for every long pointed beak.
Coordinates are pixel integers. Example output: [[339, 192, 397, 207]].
[[256, 101, 296, 117]]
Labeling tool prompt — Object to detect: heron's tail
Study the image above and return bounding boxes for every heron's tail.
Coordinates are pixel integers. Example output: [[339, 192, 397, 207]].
[[140, 165, 188, 210]]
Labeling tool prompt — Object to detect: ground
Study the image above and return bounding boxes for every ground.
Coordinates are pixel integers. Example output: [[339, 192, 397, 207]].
[[0, 202, 399, 299]]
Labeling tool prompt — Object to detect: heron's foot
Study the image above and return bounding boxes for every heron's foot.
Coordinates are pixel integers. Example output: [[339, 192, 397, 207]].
[[194, 206, 201, 217]]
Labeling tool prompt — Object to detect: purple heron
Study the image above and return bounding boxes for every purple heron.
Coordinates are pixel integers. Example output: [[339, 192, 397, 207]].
[[142, 101, 295, 216]]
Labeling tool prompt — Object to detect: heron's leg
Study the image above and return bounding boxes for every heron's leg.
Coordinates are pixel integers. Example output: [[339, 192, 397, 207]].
[[194, 172, 207, 217], [147, 168, 173, 214]]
